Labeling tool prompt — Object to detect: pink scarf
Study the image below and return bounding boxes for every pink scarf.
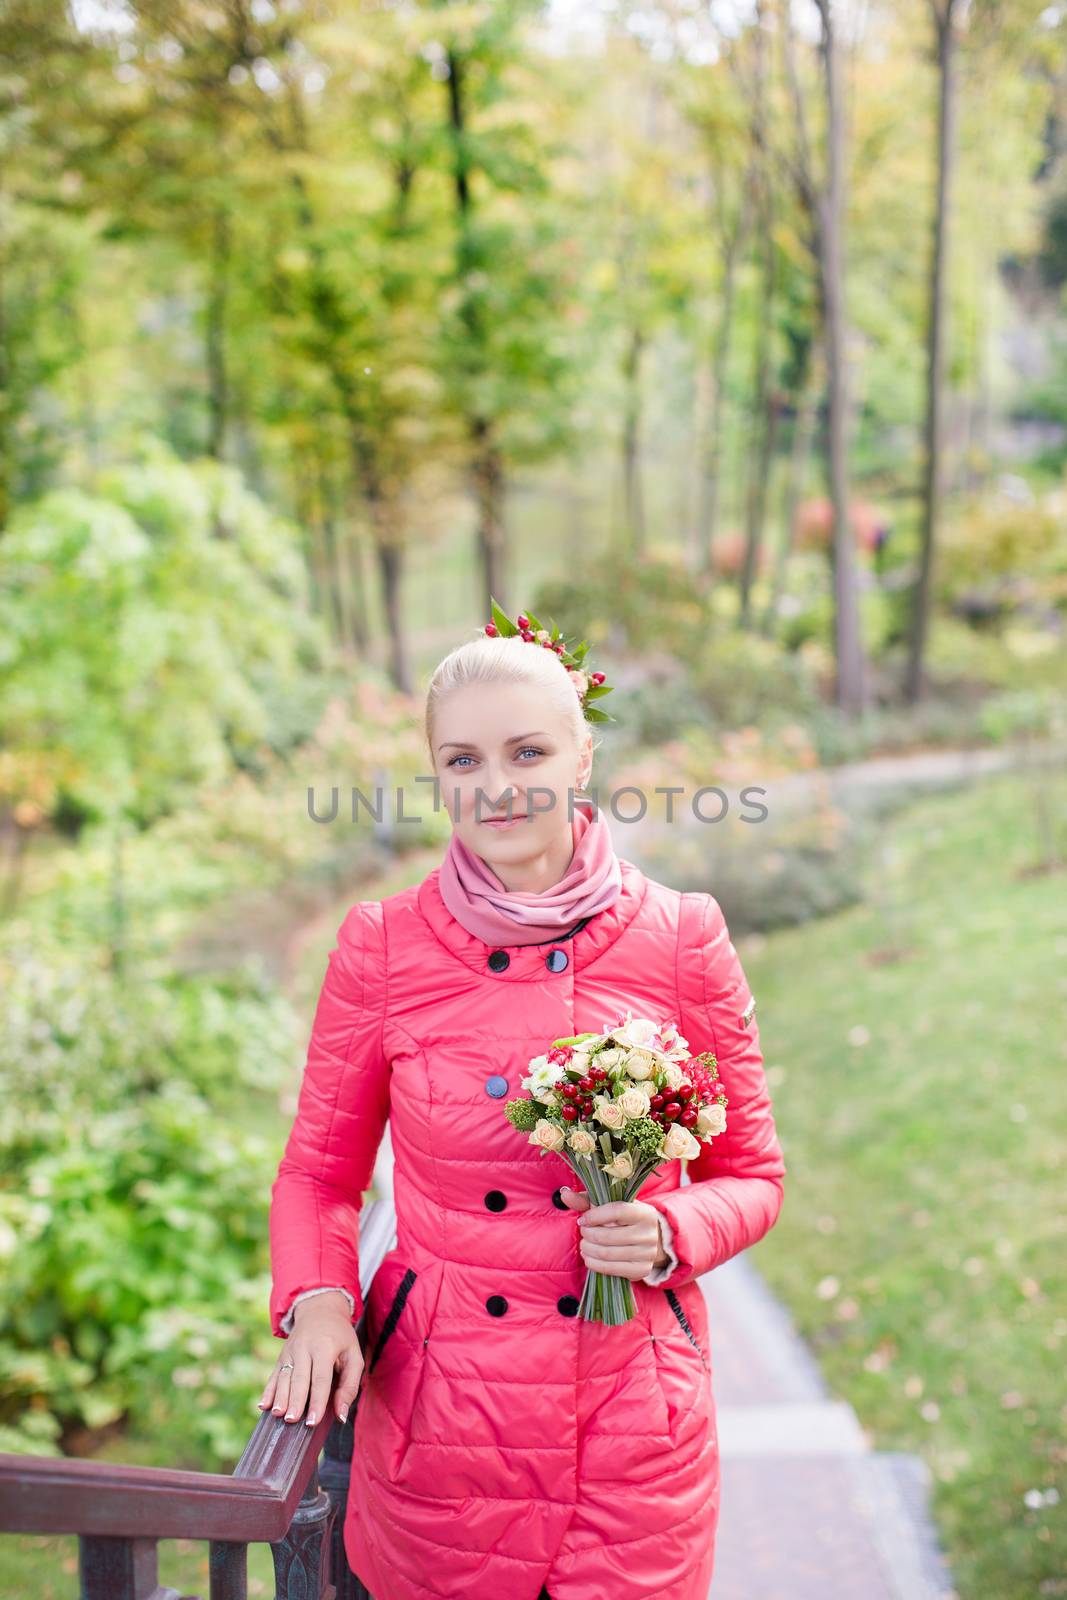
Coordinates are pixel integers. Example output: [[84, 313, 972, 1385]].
[[438, 797, 623, 946]]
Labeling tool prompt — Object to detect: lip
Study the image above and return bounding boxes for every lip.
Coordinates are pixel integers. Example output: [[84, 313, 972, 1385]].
[[480, 814, 528, 828]]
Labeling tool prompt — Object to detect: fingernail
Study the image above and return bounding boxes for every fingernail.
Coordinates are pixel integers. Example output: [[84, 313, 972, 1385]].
[[306, 1413, 317, 1426], [272, 1405, 283, 1415], [285, 1412, 296, 1421], [339, 1406, 349, 1423]]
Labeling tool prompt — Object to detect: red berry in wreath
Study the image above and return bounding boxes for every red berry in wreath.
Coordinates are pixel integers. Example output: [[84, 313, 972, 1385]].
[[484, 622, 498, 637], [517, 614, 530, 630], [561, 1105, 578, 1122]]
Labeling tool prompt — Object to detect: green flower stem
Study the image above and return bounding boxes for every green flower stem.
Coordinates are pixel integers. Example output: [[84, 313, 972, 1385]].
[[564, 1153, 662, 1326]]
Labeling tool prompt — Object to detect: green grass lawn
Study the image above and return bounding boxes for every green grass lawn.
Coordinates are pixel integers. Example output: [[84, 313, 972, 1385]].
[[747, 768, 1067, 1600]]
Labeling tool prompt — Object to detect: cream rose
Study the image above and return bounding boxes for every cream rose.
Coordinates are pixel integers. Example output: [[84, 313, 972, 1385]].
[[529, 1119, 566, 1153], [623, 1047, 657, 1081], [594, 1095, 625, 1130], [568, 1127, 597, 1155], [663, 1060, 688, 1092], [618, 1087, 649, 1120], [696, 1101, 727, 1137], [595, 1046, 623, 1070], [604, 1149, 635, 1181], [662, 1123, 702, 1161]]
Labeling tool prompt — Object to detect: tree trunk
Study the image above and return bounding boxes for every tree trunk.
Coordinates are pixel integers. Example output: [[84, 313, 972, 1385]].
[[906, 0, 959, 704], [817, 0, 866, 715], [206, 207, 230, 461], [621, 324, 646, 558], [0, 194, 10, 534], [762, 341, 819, 637], [472, 417, 507, 607], [739, 173, 779, 625], [371, 503, 411, 695]]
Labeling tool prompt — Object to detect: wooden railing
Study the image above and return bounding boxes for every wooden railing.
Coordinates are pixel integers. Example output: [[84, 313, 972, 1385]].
[[0, 1134, 398, 1600]]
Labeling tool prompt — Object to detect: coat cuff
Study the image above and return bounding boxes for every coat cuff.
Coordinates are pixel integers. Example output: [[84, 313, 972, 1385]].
[[642, 1211, 680, 1286], [641, 1173, 785, 1291], [278, 1286, 356, 1337]]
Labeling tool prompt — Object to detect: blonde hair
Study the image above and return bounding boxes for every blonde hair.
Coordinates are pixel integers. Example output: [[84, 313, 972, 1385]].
[[424, 630, 602, 766]]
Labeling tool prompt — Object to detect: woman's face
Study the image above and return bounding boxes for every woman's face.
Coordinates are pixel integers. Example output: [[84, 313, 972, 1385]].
[[431, 681, 593, 880]]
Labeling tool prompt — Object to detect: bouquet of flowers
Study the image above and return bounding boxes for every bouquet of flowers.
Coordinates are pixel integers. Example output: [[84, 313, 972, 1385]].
[[503, 1009, 728, 1325]]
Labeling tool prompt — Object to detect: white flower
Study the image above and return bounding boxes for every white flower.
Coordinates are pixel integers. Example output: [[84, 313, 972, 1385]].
[[617, 1088, 648, 1120], [529, 1119, 566, 1153], [595, 1046, 623, 1071], [662, 1123, 702, 1161], [696, 1102, 727, 1137], [663, 1060, 688, 1092], [611, 1012, 660, 1051], [568, 1128, 596, 1155], [623, 1047, 657, 1081], [594, 1095, 625, 1130], [658, 1022, 690, 1060], [522, 1055, 567, 1102], [604, 1149, 635, 1181]]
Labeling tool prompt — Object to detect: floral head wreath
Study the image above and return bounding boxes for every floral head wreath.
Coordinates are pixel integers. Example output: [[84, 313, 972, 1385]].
[[482, 596, 616, 725]]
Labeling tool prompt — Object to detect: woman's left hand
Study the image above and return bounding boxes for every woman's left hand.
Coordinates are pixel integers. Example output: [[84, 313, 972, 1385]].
[[558, 1187, 667, 1279]]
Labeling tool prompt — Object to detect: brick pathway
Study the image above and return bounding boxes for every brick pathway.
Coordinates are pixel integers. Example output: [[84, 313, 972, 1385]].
[[702, 1253, 959, 1599]]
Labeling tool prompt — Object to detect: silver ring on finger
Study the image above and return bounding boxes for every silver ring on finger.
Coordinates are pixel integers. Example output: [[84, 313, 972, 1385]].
[[280, 1360, 295, 1372]]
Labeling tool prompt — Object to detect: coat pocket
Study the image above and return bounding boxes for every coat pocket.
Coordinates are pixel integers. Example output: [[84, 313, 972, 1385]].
[[665, 1287, 709, 1374], [368, 1266, 418, 1373], [353, 1258, 419, 1435], [358, 1256, 444, 1485], [650, 1284, 713, 1451]]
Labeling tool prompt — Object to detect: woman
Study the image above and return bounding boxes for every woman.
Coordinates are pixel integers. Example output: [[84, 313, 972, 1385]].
[[260, 619, 786, 1600]]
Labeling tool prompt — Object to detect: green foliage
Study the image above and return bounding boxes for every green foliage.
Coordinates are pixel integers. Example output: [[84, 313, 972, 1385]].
[[621, 1116, 665, 1163], [504, 1097, 539, 1132], [690, 632, 822, 729], [977, 686, 1066, 743], [533, 556, 710, 661], [0, 931, 297, 1461], [0, 441, 330, 827], [936, 489, 1067, 601], [645, 825, 866, 937]]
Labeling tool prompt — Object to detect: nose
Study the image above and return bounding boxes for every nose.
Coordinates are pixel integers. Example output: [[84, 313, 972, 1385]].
[[482, 778, 521, 816]]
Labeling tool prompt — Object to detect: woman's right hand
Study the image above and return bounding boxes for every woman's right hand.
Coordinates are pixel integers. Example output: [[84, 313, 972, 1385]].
[[258, 1291, 365, 1427]]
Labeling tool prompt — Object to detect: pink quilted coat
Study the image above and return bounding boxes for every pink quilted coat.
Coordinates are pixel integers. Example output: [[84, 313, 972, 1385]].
[[269, 856, 786, 1600]]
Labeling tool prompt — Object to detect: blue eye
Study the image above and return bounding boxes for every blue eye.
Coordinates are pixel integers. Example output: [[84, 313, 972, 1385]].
[[446, 747, 545, 768]]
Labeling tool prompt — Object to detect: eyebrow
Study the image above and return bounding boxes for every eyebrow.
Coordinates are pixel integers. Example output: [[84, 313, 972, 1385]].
[[438, 731, 551, 752]]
